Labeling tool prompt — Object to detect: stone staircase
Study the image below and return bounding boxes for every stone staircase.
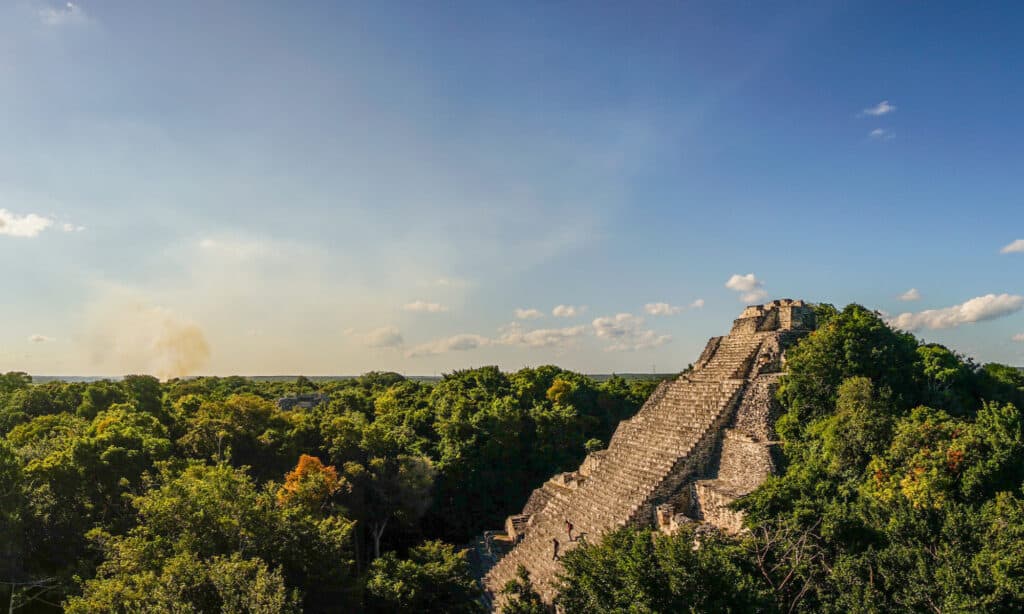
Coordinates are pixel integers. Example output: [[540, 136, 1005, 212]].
[[482, 300, 815, 609]]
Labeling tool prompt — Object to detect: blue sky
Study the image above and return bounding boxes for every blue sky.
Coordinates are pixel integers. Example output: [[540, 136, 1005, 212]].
[[1, 1, 1022, 377]]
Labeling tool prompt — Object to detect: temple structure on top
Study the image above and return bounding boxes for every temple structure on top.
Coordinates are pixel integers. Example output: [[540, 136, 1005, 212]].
[[482, 300, 816, 608]]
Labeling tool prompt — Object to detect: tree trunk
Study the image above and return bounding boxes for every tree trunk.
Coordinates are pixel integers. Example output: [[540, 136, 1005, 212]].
[[354, 525, 362, 575], [371, 517, 389, 560]]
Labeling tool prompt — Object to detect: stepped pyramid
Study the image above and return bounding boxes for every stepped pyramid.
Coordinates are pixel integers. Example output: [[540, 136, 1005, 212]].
[[482, 300, 816, 608]]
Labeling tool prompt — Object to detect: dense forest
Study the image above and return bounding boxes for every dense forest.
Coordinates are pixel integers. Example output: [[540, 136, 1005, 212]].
[[0, 362, 661, 612], [3, 304, 1024, 612]]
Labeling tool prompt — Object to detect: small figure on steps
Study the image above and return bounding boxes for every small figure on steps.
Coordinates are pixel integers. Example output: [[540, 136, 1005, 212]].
[[565, 519, 575, 542], [552, 537, 560, 560]]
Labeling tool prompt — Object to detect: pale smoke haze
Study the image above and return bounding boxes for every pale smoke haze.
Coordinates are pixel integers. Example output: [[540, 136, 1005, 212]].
[[86, 299, 211, 379]]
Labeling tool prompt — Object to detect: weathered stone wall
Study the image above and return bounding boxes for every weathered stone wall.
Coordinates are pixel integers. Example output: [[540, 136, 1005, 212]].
[[715, 430, 775, 492], [693, 481, 747, 533], [505, 514, 530, 540], [732, 375, 782, 442], [579, 450, 608, 477], [276, 392, 329, 411]]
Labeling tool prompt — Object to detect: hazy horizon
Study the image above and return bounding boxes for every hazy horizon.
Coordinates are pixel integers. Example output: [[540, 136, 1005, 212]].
[[3, 1, 1023, 377]]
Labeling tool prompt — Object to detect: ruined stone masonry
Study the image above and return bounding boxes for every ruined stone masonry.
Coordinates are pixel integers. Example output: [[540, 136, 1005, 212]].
[[482, 300, 816, 608]]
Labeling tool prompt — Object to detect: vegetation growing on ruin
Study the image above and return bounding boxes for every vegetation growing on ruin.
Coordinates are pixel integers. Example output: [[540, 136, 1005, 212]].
[[549, 304, 1024, 613]]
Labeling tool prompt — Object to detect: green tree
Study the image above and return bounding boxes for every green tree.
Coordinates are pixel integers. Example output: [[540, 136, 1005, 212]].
[[365, 540, 485, 613], [76, 380, 127, 420], [341, 455, 436, 560], [177, 393, 296, 477], [0, 371, 31, 394], [554, 527, 768, 613], [123, 374, 166, 420], [66, 551, 300, 613], [777, 303, 919, 440], [500, 565, 546, 614], [73, 461, 359, 612]]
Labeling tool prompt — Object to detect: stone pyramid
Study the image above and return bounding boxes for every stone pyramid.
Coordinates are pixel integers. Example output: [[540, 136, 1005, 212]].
[[482, 300, 816, 608]]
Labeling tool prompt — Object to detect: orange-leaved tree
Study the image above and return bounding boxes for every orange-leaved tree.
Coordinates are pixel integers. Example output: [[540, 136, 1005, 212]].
[[277, 454, 346, 514]]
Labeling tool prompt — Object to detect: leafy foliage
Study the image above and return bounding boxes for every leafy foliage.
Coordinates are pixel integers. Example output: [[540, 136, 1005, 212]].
[[0, 368, 661, 610], [736, 304, 1024, 612], [554, 527, 769, 613], [500, 565, 546, 614], [365, 540, 485, 613]]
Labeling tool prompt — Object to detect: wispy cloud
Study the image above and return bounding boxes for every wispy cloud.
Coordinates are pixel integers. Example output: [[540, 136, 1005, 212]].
[[405, 333, 490, 357], [1013, 333, 1024, 343], [644, 302, 683, 316], [725, 273, 768, 303], [888, 293, 1024, 331], [198, 237, 267, 260], [690, 299, 705, 309], [421, 277, 472, 289], [1000, 239, 1024, 254], [592, 313, 671, 352], [514, 308, 544, 320], [38, 2, 91, 26], [869, 128, 894, 141], [861, 100, 896, 116], [899, 288, 921, 302], [62, 223, 86, 233], [362, 326, 404, 348], [552, 304, 585, 318], [28, 334, 54, 343], [403, 300, 448, 313], [0, 209, 53, 238]]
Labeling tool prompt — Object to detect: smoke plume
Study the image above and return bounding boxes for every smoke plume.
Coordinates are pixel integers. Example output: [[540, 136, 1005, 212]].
[[86, 297, 211, 379]]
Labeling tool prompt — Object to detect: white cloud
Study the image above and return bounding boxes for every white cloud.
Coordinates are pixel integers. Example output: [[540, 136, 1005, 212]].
[[403, 300, 448, 313], [0, 209, 53, 238], [869, 128, 893, 140], [62, 223, 86, 232], [553, 304, 585, 318], [1000, 239, 1024, 254], [725, 273, 768, 303], [499, 323, 587, 349], [888, 294, 1024, 331], [862, 100, 896, 116], [690, 299, 705, 309], [39, 2, 90, 26], [899, 288, 922, 302], [593, 313, 642, 339], [405, 333, 490, 358], [28, 334, 54, 343], [362, 326, 404, 348], [1013, 333, 1024, 343], [644, 302, 683, 316], [592, 313, 671, 352], [515, 308, 544, 320]]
